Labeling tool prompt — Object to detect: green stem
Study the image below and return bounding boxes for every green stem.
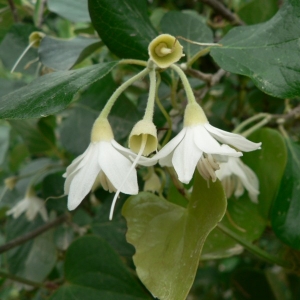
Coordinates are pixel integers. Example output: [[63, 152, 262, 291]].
[[100, 67, 150, 119], [241, 115, 272, 137], [118, 59, 148, 67], [186, 47, 211, 68], [155, 72, 172, 147], [0, 270, 44, 288], [233, 113, 270, 134], [217, 223, 294, 269], [170, 64, 196, 104], [143, 68, 157, 121]]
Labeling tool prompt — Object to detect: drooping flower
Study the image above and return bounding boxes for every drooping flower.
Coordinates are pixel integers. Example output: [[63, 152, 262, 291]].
[[215, 147, 259, 202], [6, 187, 48, 222], [64, 118, 156, 212], [152, 102, 261, 184]]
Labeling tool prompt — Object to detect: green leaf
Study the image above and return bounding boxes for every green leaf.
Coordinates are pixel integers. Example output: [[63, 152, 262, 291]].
[[237, 0, 278, 25], [210, 0, 300, 98], [88, 0, 157, 60], [9, 119, 55, 154], [243, 128, 287, 219], [49, 236, 149, 300], [6, 215, 56, 283], [271, 140, 300, 250], [0, 62, 117, 119], [47, 0, 90, 23], [0, 24, 38, 74], [202, 194, 266, 260], [160, 11, 213, 61], [0, 122, 10, 165], [39, 36, 102, 71], [122, 173, 227, 300]]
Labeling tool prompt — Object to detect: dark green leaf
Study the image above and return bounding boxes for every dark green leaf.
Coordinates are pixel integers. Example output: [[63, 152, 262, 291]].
[[0, 24, 38, 74], [123, 173, 226, 300], [0, 122, 10, 165], [9, 119, 55, 154], [47, 0, 90, 23], [237, 0, 278, 25], [49, 236, 149, 300], [39, 36, 102, 71], [160, 11, 213, 61], [88, 0, 157, 60], [0, 62, 117, 119], [271, 140, 300, 250], [210, 1, 300, 98], [243, 128, 287, 219], [202, 194, 266, 260], [6, 215, 56, 283]]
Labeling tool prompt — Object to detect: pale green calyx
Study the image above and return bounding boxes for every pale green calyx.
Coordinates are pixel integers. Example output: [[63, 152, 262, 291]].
[[29, 31, 46, 48], [90, 118, 114, 142], [148, 34, 184, 69], [129, 120, 158, 156], [184, 102, 208, 127]]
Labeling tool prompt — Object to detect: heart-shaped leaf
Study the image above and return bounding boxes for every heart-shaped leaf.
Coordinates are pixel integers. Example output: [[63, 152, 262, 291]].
[[271, 140, 300, 250], [210, 0, 300, 98], [122, 172, 227, 300], [49, 235, 149, 300]]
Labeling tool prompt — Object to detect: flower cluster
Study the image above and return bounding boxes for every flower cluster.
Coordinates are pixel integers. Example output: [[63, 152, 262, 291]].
[[63, 34, 261, 219]]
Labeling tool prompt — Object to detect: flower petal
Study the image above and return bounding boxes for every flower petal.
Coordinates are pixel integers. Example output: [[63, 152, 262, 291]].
[[68, 144, 101, 210], [6, 198, 29, 219], [111, 140, 157, 167], [154, 128, 187, 166], [172, 127, 202, 184], [99, 142, 138, 195], [204, 123, 261, 151]]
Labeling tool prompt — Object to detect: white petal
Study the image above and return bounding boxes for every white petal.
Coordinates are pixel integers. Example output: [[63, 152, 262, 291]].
[[172, 128, 202, 184], [6, 198, 29, 219], [64, 144, 95, 195], [204, 123, 261, 151], [99, 142, 138, 195], [64, 144, 92, 177], [68, 144, 101, 210], [111, 140, 158, 167], [194, 125, 241, 157], [154, 128, 187, 166]]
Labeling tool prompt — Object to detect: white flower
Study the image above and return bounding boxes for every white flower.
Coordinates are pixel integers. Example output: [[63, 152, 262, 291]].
[[64, 118, 155, 211], [6, 188, 48, 222], [216, 148, 259, 202], [152, 103, 261, 184]]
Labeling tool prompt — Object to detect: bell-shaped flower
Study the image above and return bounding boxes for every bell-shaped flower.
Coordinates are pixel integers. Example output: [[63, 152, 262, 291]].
[[148, 34, 184, 69], [6, 187, 48, 222], [152, 102, 261, 184], [64, 118, 145, 211], [216, 147, 259, 202]]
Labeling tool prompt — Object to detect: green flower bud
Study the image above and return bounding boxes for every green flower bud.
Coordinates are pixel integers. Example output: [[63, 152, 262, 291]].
[[148, 34, 184, 69], [129, 120, 157, 156], [29, 31, 45, 48]]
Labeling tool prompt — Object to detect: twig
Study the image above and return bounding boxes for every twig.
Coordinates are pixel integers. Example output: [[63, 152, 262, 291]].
[[186, 68, 227, 86], [7, 0, 19, 22], [200, 0, 244, 25], [0, 214, 69, 254], [0, 270, 43, 288], [273, 104, 300, 122]]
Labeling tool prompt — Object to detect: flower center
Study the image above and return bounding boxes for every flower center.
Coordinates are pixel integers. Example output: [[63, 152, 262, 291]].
[[197, 153, 220, 182], [155, 43, 172, 57]]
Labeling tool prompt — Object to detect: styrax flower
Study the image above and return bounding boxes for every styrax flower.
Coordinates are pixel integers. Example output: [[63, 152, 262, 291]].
[[216, 147, 259, 202], [64, 118, 142, 211], [6, 187, 48, 222], [152, 103, 261, 184]]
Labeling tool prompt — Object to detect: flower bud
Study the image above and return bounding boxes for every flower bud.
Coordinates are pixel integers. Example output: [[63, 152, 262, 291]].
[[129, 120, 157, 156], [29, 31, 45, 48], [148, 34, 184, 69]]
